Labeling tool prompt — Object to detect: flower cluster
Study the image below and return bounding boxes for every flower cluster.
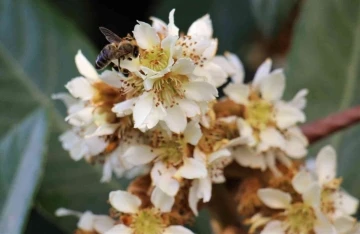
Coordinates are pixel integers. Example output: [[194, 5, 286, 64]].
[[54, 8, 360, 234], [247, 146, 359, 234]]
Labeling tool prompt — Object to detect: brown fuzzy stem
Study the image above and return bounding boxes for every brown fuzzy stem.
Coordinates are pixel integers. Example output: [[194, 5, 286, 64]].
[[301, 105, 360, 144]]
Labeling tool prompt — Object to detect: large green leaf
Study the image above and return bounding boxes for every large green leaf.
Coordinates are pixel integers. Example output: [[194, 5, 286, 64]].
[[251, 0, 297, 39], [285, 1, 360, 197], [0, 109, 47, 234], [0, 0, 124, 232]]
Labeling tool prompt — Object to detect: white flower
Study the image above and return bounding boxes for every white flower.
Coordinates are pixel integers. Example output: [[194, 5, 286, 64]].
[[293, 146, 359, 233], [59, 128, 107, 161], [187, 147, 232, 215], [176, 13, 228, 88], [55, 208, 115, 233], [100, 134, 150, 183], [257, 184, 336, 234], [111, 12, 218, 134], [55, 50, 123, 137], [223, 56, 308, 175], [106, 190, 194, 234]]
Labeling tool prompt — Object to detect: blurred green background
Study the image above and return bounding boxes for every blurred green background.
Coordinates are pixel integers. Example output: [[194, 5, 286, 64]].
[[1, 0, 360, 233]]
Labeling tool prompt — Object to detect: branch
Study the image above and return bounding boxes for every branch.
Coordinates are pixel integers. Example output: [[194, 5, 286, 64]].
[[301, 105, 360, 144]]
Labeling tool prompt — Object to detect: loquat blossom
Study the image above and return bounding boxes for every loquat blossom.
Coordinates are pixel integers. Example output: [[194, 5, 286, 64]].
[[106, 189, 194, 234], [293, 145, 359, 233], [111, 9, 231, 133], [55, 208, 115, 234], [222, 53, 308, 176]]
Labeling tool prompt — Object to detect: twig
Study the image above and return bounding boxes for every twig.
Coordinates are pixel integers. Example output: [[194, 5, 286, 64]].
[[301, 105, 360, 144]]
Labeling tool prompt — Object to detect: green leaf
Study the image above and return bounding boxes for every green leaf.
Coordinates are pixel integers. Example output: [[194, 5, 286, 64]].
[[251, 0, 297, 38], [285, 1, 360, 197], [0, 0, 124, 232], [0, 109, 47, 234]]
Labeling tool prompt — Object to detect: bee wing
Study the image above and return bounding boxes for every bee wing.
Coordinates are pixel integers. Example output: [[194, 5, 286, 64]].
[[99, 27, 122, 43]]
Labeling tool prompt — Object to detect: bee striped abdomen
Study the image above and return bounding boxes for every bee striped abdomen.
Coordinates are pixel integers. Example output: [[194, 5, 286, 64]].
[[95, 45, 114, 69]]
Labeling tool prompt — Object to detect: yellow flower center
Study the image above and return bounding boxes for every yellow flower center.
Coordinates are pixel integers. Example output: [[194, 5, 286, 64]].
[[140, 46, 169, 72], [244, 99, 273, 130], [131, 209, 165, 234], [321, 188, 336, 215], [150, 131, 186, 166], [284, 203, 316, 234], [152, 73, 188, 108]]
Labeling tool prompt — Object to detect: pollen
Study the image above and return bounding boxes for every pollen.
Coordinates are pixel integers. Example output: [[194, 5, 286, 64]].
[[131, 208, 165, 234], [244, 99, 274, 131], [140, 46, 170, 72], [152, 73, 188, 108], [284, 203, 316, 234]]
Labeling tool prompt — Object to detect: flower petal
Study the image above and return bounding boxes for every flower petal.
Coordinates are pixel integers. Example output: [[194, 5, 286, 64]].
[[55, 208, 82, 217], [200, 62, 228, 88], [163, 105, 187, 133], [275, 102, 305, 129], [314, 210, 337, 234], [161, 35, 177, 64], [175, 158, 207, 179], [133, 93, 155, 128], [284, 127, 308, 159], [109, 190, 141, 214], [335, 190, 359, 215], [85, 124, 119, 138], [184, 81, 218, 102], [184, 120, 202, 145], [202, 39, 218, 60], [212, 55, 237, 77], [188, 181, 200, 216], [178, 98, 200, 118], [112, 98, 136, 117], [75, 50, 99, 81], [65, 77, 94, 100], [122, 145, 156, 166], [253, 58, 272, 87], [65, 106, 94, 126], [208, 148, 231, 164], [133, 21, 160, 49], [259, 70, 285, 101], [233, 147, 266, 170], [104, 224, 132, 234], [225, 52, 245, 83], [302, 183, 321, 207], [223, 83, 249, 105], [93, 216, 115, 233], [258, 127, 286, 152], [167, 9, 179, 36], [334, 215, 356, 233], [261, 221, 285, 234], [316, 145, 337, 185], [100, 158, 112, 183], [171, 58, 195, 75], [164, 225, 194, 234], [289, 88, 308, 110], [100, 70, 124, 88], [52, 93, 78, 109], [151, 186, 175, 212], [187, 14, 213, 38], [77, 211, 95, 231], [257, 188, 291, 209], [292, 170, 315, 194], [197, 177, 212, 202], [150, 16, 167, 34]]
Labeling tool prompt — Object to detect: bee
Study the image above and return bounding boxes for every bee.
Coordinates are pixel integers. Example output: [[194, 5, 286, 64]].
[[95, 27, 139, 75]]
